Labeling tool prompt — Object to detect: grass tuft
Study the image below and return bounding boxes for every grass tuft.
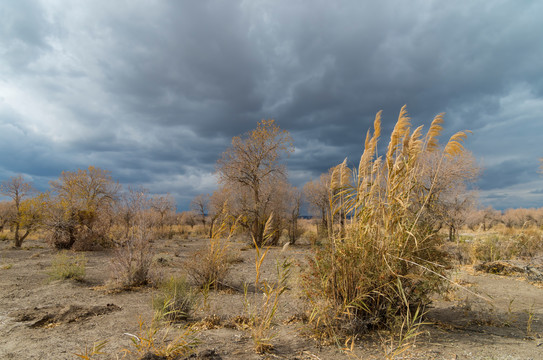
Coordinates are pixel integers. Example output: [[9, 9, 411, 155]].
[[153, 276, 198, 322], [48, 251, 86, 281]]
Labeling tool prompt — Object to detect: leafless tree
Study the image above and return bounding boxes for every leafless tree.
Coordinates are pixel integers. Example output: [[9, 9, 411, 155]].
[[413, 150, 480, 241], [151, 194, 176, 235], [303, 173, 331, 237], [180, 211, 197, 228], [216, 119, 294, 246], [0, 201, 15, 233], [286, 186, 302, 244], [0, 175, 36, 247], [190, 193, 210, 228], [110, 188, 157, 287], [47, 166, 120, 249]]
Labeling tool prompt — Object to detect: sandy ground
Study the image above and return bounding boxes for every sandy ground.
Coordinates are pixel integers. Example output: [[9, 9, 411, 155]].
[[1, 236, 542, 360]]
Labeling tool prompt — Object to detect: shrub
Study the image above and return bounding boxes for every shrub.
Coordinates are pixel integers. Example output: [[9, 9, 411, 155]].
[[185, 237, 231, 289], [110, 232, 154, 288], [469, 228, 543, 262], [109, 189, 157, 288], [153, 276, 198, 322], [470, 235, 510, 262], [304, 107, 472, 340], [48, 251, 86, 281], [512, 228, 543, 258], [46, 167, 120, 250]]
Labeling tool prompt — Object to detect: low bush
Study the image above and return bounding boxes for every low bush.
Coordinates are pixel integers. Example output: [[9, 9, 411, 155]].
[[185, 237, 231, 289], [109, 190, 157, 288], [469, 228, 543, 263], [153, 276, 198, 322], [470, 235, 511, 262], [48, 251, 86, 281], [109, 236, 154, 288]]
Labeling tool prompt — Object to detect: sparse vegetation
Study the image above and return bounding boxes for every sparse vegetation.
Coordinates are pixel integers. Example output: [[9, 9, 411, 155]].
[[185, 237, 232, 290], [123, 317, 198, 358], [48, 251, 87, 281], [216, 119, 295, 246], [153, 276, 198, 322], [109, 188, 157, 288], [243, 220, 292, 353], [3, 114, 543, 359]]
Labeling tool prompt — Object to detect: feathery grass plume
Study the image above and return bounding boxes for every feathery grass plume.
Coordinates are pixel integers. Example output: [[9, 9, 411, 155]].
[[74, 340, 108, 359], [329, 159, 353, 241], [425, 113, 444, 152], [358, 112, 381, 190], [305, 106, 474, 344], [386, 105, 411, 170], [444, 130, 472, 157], [408, 125, 424, 160]]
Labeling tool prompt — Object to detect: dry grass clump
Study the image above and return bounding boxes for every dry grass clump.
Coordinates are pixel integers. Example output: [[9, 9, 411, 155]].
[[305, 107, 472, 341], [48, 251, 87, 281], [153, 276, 198, 322], [243, 228, 292, 353], [122, 317, 198, 359], [185, 237, 232, 290], [185, 211, 239, 290], [469, 228, 543, 262]]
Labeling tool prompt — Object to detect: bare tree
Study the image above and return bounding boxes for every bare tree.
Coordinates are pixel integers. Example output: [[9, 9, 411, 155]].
[[180, 211, 197, 228], [47, 166, 120, 249], [190, 193, 209, 228], [151, 194, 176, 235], [466, 206, 501, 231], [413, 150, 480, 240], [303, 173, 331, 237], [0, 201, 15, 233], [216, 119, 294, 246], [0, 175, 37, 247], [110, 188, 156, 287], [286, 186, 302, 245], [115, 186, 147, 241]]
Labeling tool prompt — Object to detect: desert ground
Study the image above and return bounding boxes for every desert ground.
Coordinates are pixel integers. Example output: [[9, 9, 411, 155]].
[[1, 235, 542, 360]]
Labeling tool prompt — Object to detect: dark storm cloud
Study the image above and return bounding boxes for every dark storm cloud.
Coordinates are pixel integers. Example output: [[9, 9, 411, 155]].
[[478, 159, 534, 191], [1, 0, 542, 209]]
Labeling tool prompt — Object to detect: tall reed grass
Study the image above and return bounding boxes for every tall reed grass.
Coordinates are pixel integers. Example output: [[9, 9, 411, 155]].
[[305, 106, 471, 340]]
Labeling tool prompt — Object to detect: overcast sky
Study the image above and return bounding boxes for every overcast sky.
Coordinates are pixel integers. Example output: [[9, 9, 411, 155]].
[[1, 0, 542, 211]]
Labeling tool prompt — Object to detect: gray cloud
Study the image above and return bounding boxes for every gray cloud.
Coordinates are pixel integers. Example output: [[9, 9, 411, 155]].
[[1, 0, 542, 209]]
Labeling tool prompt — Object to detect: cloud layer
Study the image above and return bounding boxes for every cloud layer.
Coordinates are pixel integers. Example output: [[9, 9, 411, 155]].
[[1, 0, 542, 210]]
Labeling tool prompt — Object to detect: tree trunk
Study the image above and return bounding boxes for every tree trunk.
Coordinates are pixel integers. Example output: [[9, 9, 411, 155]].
[[449, 224, 457, 243], [13, 222, 21, 248]]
